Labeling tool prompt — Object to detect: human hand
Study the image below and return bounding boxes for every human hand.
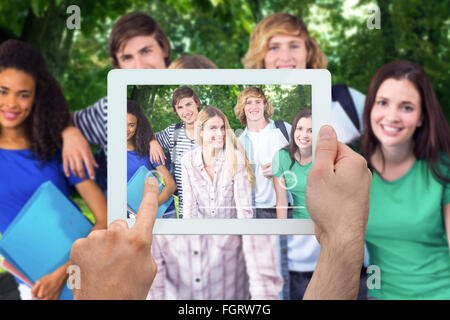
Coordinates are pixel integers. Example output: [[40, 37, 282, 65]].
[[306, 125, 372, 247], [31, 266, 67, 300], [62, 126, 98, 180], [261, 162, 273, 179], [149, 140, 166, 165], [69, 177, 159, 300]]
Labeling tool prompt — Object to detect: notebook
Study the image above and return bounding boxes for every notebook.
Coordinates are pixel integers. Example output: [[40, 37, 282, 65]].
[[127, 165, 174, 218], [0, 181, 93, 300]]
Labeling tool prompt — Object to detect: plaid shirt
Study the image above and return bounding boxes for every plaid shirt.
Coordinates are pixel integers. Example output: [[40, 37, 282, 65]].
[[148, 147, 282, 300], [181, 146, 253, 219], [148, 235, 282, 300]]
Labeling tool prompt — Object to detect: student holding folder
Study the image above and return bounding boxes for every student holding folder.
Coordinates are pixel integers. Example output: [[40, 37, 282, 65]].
[[0, 40, 107, 300]]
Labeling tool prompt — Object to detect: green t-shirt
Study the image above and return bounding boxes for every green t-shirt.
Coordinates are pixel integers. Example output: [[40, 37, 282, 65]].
[[272, 149, 312, 219], [366, 158, 450, 300]]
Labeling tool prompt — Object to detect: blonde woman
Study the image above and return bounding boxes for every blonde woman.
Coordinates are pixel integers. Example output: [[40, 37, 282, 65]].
[[148, 106, 283, 300], [182, 106, 255, 218]]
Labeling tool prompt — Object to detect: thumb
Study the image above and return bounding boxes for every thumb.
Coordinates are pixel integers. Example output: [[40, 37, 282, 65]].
[[313, 125, 338, 174], [131, 177, 159, 245]]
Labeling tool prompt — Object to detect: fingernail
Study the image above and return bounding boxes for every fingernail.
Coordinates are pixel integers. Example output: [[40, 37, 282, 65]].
[[319, 126, 333, 140]]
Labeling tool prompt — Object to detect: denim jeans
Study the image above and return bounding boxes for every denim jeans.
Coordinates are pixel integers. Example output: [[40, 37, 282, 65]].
[[0, 273, 21, 300], [289, 268, 368, 300]]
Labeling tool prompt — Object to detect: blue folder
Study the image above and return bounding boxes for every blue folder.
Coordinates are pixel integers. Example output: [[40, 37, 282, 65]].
[[0, 181, 93, 300], [127, 165, 174, 218]]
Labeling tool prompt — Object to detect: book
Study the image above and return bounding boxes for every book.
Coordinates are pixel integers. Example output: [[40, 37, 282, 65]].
[[127, 165, 174, 218], [0, 181, 93, 300]]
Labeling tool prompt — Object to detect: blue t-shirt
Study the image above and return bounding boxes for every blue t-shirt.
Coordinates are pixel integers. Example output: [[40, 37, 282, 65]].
[[127, 151, 176, 213], [0, 148, 82, 234]]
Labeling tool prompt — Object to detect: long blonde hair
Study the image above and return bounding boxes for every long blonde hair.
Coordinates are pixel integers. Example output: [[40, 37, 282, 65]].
[[195, 106, 255, 187], [242, 13, 327, 69]]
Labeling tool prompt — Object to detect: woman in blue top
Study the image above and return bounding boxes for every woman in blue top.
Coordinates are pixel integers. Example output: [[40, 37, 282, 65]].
[[126, 100, 176, 216], [359, 60, 450, 299], [0, 40, 107, 300]]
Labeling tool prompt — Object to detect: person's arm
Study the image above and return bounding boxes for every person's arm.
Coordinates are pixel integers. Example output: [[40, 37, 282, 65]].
[[154, 164, 177, 205], [444, 204, 450, 249], [62, 124, 98, 180], [149, 139, 166, 166], [63, 98, 108, 180], [273, 176, 288, 219], [31, 180, 107, 300], [272, 150, 288, 218], [303, 125, 372, 300], [150, 126, 173, 165], [70, 178, 159, 299]]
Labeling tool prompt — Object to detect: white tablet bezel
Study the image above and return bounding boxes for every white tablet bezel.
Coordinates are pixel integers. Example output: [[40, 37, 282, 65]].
[[107, 69, 331, 234]]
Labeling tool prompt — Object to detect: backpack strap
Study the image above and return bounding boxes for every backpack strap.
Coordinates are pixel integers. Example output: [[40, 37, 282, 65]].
[[332, 84, 360, 131], [275, 120, 290, 142]]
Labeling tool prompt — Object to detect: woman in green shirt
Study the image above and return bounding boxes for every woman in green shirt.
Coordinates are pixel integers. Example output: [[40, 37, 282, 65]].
[[273, 109, 312, 219], [360, 60, 450, 299]]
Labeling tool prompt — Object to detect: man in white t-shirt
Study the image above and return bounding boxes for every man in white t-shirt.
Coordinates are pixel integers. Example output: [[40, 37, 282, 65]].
[[234, 86, 292, 218]]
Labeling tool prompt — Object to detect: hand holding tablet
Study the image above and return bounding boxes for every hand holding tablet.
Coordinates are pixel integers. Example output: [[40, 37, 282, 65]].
[[69, 177, 159, 300], [108, 69, 332, 234], [70, 125, 371, 300]]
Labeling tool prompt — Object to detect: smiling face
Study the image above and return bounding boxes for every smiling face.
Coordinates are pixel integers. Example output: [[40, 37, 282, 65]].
[[264, 34, 308, 69], [370, 78, 423, 150], [174, 96, 199, 125], [116, 35, 167, 69], [127, 113, 137, 141], [200, 115, 225, 149], [294, 116, 312, 152], [244, 96, 265, 123], [0, 68, 35, 131]]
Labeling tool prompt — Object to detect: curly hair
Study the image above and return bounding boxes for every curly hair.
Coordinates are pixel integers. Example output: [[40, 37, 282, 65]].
[[127, 99, 154, 157], [0, 39, 70, 162], [242, 13, 327, 69]]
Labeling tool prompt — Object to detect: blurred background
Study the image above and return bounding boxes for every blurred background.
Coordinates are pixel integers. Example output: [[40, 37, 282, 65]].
[[1, 0, 449, 132]]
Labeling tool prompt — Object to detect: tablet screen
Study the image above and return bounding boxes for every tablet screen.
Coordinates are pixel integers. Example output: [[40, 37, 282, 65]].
[[108, 69, 330, 234]]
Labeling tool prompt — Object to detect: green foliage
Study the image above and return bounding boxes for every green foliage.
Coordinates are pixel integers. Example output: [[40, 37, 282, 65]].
[[130, 84, 311, 133], [0, 0, 448, 121]]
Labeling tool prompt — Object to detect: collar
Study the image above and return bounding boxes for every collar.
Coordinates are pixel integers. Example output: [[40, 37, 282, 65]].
[[242, 119, 275, 137], [193, 146, 226, 169]]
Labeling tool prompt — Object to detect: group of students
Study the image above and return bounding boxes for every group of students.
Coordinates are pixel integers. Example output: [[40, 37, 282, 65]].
[[0, 10, 449, 300]]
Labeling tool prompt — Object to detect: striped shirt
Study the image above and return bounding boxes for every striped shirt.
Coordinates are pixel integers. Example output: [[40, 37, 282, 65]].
[[155, 123, 197, 215], [73, 97, 108, 155]]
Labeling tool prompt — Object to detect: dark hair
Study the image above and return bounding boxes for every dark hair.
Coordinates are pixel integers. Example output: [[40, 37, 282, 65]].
[[108, 12, 171, 68], [286, 109, 312, 169], [127, 99, 153, 157], [0, 39, 70, 162], [171, 86, 201, 113], [361, 60, 450, 184]]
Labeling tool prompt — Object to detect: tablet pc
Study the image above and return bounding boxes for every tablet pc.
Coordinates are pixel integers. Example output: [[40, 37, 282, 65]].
[[108, 69, 331, 234]]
